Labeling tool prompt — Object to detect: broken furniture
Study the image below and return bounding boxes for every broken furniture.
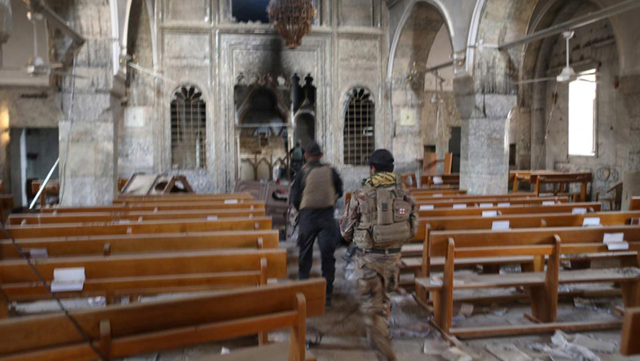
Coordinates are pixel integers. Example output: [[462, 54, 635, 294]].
[[597, 182, 623, 210], [120, 174, 194, 195]]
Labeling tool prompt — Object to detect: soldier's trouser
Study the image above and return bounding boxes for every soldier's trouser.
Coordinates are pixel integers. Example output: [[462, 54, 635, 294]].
[[298, 208, 338, 296], [356, 251, 402, 361]]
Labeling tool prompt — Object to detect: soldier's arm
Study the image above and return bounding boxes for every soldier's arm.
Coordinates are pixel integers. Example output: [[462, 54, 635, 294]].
[[340, 191, 360, 242], [405, 189, 419, 238]]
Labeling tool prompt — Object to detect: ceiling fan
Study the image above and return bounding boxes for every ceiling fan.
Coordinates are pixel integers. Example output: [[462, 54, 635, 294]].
[[0, 12, 84, 78], [516, 31, 597, 85]]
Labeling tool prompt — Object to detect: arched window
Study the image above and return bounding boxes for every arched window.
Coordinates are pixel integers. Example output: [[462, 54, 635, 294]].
[[171, 85, 207, 169], [343, 88, 374, 166]]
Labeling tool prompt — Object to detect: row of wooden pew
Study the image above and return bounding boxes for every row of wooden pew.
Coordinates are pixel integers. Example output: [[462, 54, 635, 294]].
[[402, 191, 640, 355], [0, 192, 323, 361]]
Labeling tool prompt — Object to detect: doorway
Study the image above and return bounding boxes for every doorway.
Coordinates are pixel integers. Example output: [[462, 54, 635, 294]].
[[449, 127, 461, 173]]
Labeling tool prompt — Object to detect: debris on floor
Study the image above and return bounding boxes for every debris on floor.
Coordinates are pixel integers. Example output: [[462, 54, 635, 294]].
[[442, 347, 473, 361], [485, 344, 533, 361], [529, 331, 602, 361]]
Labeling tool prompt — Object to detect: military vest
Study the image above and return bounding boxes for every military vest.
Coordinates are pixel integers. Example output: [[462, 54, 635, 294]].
[[300, 165, 337, 210], [353, 184, 415, 250]]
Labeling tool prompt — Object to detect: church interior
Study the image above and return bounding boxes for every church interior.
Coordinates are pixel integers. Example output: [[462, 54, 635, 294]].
[[0, 0, 639, 360]]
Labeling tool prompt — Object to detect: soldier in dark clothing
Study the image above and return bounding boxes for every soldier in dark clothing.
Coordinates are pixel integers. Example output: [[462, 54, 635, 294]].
[[290, 142, 343, 304]]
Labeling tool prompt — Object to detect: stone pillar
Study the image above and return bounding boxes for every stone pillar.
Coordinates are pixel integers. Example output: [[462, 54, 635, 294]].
[[456, 86, 514, 195], [0, 0, 11, 66], [57, 0, 118, 206]]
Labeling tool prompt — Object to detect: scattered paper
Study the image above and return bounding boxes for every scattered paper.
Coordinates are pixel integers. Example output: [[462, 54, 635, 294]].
[[498, 203, 511, 207], [480, 203, 493, 208], [221, 347, 231, 355], [572, 334, 617, 354], [492, 221, 510, 230], [51, 267, 85, 293], [572, 208, 588, 215], [486, 344, 532, 361], [582, 218, 600, 227], [442, 347, 472, 361], [607, 242, 629, 251], [548, 331, 601, 361], [543, 201, 556, 206], [453, 204, 467, 209], [603, 233, 624, 244], [224, 199, 238, 204], [459, 303, 474, 317], [482, 211, 498, 217], [433, 194, 443, 198], [117, 219, 131, 224], [207, 215, 219, 221], [433, 177, 443, 185], [420, 205, 435, 211]]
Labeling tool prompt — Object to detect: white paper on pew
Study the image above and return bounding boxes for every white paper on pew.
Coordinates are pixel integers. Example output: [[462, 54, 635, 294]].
[[479, 203, 493, 208], [433, 177, 443, 185], [607, 242, 629, 251], [498, 203, 511, 207], [582, 217, 601, 227], [542, 201, 555, 206], [420, 205, 435, 210], [603, 233, 624, 244], [432, 194, 443, 198], [492, 221, 510, 230], [207, 216, 219, 221], [572, 208, 587, 215], [51, 267, 85, 292], [26, 248, 48, 258], [482, 211, 498, 217], [225, 199, 239, 204], [117, 219, 131, 224], [453, 204, 467, 209]]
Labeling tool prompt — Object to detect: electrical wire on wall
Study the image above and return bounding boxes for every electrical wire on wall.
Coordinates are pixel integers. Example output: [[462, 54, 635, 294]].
[[535, 81, 560, 170], [58, 55, 78, 205]]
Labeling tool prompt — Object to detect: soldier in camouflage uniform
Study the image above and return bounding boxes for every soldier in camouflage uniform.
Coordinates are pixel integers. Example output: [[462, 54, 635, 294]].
[[340, 149, 418, 361]]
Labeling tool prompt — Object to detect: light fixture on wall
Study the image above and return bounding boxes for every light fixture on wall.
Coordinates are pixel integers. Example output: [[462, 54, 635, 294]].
[[268, 0, 316, 49]]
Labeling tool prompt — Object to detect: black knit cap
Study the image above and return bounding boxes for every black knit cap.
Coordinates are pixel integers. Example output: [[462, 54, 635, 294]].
[[304, 142, 323, 156], [369, 149, 394, 172]]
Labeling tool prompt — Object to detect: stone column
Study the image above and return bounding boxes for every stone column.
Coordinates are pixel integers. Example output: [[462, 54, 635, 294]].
[[0, 0, 11, 66], [456, 82, 513, 195], [57, 0, 118, 206]]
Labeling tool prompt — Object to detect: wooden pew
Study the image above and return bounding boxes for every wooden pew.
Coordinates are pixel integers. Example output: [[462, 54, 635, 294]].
[[418, 202, 601, 217], [420, 174, 459, 188], [0, 248, 287, 305], [415, 228, 640, 339], [8, 208, 266, 225], [403, 211, 640, 277], [410, 189, 467, 196], [621, 307, 640, 356], [415, 196, 567, 208], [534, 172, 593, 202], [0, 229, 279, 260], [40, 200, 265, 214], [413, 192, 539, 202], [0, 279, 325, 361], [632, 197, 640, 211], [4, 217, 272, 239], [114, 193, 254, 204]]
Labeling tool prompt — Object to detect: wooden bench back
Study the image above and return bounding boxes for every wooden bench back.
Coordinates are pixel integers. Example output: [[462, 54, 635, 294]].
[[422, 211, 640, 232], [418, 202, 601, 217], [5, 217, 272, 239], [621, 307, 640, 356], [421, 174, 459, 187], [0, 229, 279, 260], [415, 196, 567, 208], [430, 225, 640, 256], [413, 193, 538, 201], [410, 189, 466, 196], [40, 201, 266, 214], [114, 193, 254, 204], [0, 279, 325, 361], [632, 197, 640, 211], [9, 208, 266, 225], [0, 248, 288, 284]]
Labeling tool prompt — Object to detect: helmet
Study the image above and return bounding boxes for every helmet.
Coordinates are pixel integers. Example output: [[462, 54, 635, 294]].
[[369, 149, 394, 172]]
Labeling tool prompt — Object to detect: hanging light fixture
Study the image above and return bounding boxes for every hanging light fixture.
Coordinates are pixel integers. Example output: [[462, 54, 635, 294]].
[[268, 0, 316, 49]]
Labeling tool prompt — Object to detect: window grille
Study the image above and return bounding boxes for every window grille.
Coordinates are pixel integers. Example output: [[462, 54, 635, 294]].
[[344, 88, 375, 166], [171, 85, 207, 169]]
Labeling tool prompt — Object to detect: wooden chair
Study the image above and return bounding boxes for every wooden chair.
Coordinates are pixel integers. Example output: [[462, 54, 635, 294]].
[[0, 279, 325, 361], [597, 182, 623, 211], [400, 172, 418, 189], [534, 173, 593, 203], [621, 307, 640, 356]]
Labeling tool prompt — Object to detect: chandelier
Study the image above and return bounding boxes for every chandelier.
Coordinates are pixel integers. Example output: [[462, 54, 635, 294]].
[[268, 0, 316, 49]]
